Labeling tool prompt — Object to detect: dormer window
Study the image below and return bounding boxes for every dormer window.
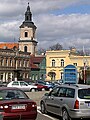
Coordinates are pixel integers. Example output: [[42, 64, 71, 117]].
[[25, 32, 28, 37]]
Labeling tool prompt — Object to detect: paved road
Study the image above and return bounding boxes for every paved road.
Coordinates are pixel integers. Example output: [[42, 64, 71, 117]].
[[25, 91, 89, 120], [25, 91, 61, 120], [25, 91, 46, 106], [37, 110, 61, 120]]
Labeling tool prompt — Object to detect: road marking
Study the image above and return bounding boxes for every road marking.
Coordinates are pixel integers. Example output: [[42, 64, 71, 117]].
[[37, 106, 55, 120]]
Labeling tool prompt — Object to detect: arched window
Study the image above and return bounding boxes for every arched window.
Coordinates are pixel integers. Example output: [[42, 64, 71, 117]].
[[61, 59, 64, 67], [1, 59, 4, 66], [32, 74, 34, 80], [0, 73, 3, 80], [24, 46, 27, 52], [48, 72, 56, 81], [25, 32, 28, 37], [35, 74, 38, 80], [10, 59, 13, 67], [27, 16, 29, 20], [6, 59, 8, 66], [52, 59, 55, 67], [52, 72, 56, 80]]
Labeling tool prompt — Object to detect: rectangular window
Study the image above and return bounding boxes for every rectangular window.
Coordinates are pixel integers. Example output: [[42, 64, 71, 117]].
[[78, 88, 90, 99], [66, 88, 75, 98]]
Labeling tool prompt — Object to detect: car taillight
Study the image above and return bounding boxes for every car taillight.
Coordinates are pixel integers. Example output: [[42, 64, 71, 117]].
[[74, 100, 79, 109], [0, 105, 4, 112], [31, 102, 37, 108], [30, 102, 37, 111]]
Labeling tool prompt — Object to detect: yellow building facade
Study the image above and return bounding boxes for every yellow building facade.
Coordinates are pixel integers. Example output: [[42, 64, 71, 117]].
[[46, 49, 90, 83]]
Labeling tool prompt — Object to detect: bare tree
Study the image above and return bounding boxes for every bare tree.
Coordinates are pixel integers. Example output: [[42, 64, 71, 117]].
[[49, 43, 63, 50], [69, 46, 76, 50], [38, 48, 46, 55]]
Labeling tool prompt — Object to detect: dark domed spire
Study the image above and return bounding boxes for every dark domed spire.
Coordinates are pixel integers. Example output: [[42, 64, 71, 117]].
[[27, 2, 30, 11], [20, 2, 37, 29], [25, 2, 32, 21]]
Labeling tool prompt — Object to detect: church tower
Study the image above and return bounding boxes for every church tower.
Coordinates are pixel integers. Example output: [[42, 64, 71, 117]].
[[19, 3, 38, 55]]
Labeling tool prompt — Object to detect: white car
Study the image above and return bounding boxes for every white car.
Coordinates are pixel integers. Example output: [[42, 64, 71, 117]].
[[7, 81, 37, 92]]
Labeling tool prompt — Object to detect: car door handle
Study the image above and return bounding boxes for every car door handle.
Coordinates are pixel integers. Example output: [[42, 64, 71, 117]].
[[51, 97, 54, 100], [60, 98, 63, 101]]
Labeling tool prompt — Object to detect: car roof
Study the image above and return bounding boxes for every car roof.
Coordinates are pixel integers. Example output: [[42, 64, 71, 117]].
[[57, 84, 90, 89]]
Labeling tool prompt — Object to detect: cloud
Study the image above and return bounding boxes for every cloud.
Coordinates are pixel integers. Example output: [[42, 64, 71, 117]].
[[0, 0, 90, 50], [36, 13, 90, 49]]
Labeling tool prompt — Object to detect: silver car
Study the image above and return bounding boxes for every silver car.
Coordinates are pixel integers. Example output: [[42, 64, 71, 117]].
[[7, 81, 37, 92], [40, 84, 90, 120]]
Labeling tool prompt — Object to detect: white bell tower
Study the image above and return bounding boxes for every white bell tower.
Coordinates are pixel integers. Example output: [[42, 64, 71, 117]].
[[19, 3, 38, 55]]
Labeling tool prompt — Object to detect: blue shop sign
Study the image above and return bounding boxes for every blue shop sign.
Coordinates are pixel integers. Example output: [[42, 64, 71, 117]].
[[63, 65, 77, 84]]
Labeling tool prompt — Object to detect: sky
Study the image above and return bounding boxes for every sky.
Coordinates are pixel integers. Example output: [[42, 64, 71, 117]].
[[0, 0, 90, 50]]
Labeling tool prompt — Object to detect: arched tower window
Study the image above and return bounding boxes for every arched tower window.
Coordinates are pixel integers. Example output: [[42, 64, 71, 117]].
[[27, 16, 29, 20], [61, 59, 64, 67], [52, 59, 55, 67], [24, 46, 27, 52], [25, 32, 28, 37]]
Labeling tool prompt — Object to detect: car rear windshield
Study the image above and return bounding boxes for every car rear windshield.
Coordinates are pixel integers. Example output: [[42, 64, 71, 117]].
[[0, 89, 29, 100], [78, 88, 90, 99]]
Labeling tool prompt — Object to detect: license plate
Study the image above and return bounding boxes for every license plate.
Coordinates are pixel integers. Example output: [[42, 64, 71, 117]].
[[12, 104, 26, 110]]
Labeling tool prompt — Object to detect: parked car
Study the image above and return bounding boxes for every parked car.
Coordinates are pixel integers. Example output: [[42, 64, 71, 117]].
[[45, 81, 55, 90], [7, 81, 37, 92], [0, 87, 37, 120], [40, 84, 90, 120], [24, 80, 49, 91], [34, 83, 49, 91], [35, 80, 55, 91]]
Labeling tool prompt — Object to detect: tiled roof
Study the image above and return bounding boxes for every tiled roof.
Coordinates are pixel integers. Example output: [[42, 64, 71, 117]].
[[30, 63, 39, 69], [30, 55, 45, 69], [31, 55, 44, 63], [0, 43, 19, 49]]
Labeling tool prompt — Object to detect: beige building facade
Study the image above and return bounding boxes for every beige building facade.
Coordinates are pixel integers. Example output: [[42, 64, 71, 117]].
[[46, 49, 90, 83], [0, 49, 30, 83]]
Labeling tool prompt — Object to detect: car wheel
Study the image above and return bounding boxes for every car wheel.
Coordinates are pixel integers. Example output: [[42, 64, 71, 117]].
[[40, 102, 47, 114], [62, 108, 71, 120], [49, 88, 53, 91], [30, 88, 36, 92], [42, 88, 45, 91]]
